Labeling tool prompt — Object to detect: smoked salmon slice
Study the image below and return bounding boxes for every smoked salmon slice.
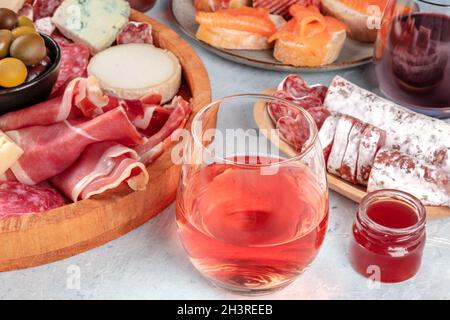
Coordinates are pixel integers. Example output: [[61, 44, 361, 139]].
[[195, 7, 278, 36], [334, 0, 388, 13]]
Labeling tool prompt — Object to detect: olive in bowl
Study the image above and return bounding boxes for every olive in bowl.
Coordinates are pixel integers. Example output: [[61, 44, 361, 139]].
[[0, 33, 61, 115]]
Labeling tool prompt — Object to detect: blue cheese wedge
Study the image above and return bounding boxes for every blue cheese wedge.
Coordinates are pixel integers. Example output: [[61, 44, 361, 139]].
[[52, 0, 130, 54], [0, 131, 23, 176], [87, 44, 182, 103]]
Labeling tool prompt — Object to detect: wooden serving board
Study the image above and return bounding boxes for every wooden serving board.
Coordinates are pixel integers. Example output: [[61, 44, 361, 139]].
[[254, 89, 450, 219], [0, 10, 211, 272]]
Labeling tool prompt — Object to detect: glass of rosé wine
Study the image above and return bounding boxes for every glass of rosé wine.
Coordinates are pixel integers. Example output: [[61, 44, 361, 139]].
[[175, 94, 329, 294], [374, 0, 450, 118]]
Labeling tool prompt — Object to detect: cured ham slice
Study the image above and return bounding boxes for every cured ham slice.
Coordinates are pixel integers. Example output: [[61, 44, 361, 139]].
[[0, 77, 163, 134], [356, 125, 386, 185], [340, 120, 367, 183], [324, 76, 450, 171], [368, 149, 450, 207], [136, 96, 192, 165], [0, 181, 65, 218], [318, 113, 339, 163], [51, 142, 148, 202], [327, 115, 356, 176], [6, 107, 144, 185]]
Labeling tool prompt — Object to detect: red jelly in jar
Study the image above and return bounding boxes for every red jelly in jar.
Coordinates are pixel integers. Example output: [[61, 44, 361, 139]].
[[349, 190, 426, 283]]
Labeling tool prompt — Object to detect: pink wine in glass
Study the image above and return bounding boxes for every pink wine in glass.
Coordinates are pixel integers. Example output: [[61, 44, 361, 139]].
[[176, 156, 329, 292], [375, 12, 450, 110]]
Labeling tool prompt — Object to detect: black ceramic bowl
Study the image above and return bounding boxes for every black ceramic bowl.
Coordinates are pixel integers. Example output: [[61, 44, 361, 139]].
[[0, 33, 61, 115]]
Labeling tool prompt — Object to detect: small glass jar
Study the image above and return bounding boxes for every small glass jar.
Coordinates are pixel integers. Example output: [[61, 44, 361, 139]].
[[349, 190, 426, 283]]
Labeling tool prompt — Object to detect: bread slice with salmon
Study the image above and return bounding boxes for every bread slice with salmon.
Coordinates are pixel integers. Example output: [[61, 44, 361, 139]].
[[269, 5, 347, 67], [194, 0, 252, 12], [321, 0, 387, 42], [195, 7, 286, 50]]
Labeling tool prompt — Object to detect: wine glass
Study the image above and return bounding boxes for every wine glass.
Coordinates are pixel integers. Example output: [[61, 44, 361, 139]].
[[374, 0, 450, 118], [175, 94, 329, 294]]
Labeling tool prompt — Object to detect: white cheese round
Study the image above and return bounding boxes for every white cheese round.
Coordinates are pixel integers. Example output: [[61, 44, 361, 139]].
[[87, 44, 182, 103]]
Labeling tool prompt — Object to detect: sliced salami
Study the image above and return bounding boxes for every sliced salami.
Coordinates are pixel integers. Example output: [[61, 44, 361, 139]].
[[356, 125, 386, 185], [327, 115, 356, 176], [276, 115, 310, 151], [368, 149, 450, 207], [0, 181, 65, 218], [278, 74, 328, 102], [324, 76, 450, 171], [51, 42, 90, 97], [307, 107, 331, 130], [32, 0, 63, 20], [116, 22, 154, 45], [340, 120, 367, 184], [318, 113, 339, 163]]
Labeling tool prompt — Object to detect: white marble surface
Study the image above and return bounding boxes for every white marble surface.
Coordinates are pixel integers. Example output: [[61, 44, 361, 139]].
[[1, 1, 450, 300]]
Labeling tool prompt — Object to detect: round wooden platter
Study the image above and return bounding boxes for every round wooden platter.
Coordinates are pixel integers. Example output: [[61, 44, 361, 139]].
[[0, 10, 211, 272], [254, 89, 450, 220]]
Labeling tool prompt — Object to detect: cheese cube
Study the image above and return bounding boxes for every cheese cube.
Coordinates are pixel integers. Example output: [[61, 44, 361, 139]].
[[52, 0, 131, 54], [0, 131, 23, 176], [0, 0, 25, 13]]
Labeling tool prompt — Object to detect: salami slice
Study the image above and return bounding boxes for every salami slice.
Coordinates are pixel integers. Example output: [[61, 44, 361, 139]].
[[318, 113, 339, 163], [51, 42, 90, 97], [276, 115, 310, 151], [356, 125, 386, 185], [324, 76, 450, 171], [278, 74, 328, 102], [268, 91, 323, 124], [32, 0, 63, 20], [340, 120, 367, 184], [368, 149, 450, 207], [116, 22, 154, 45], [0, 181, 65, 218], [308, 107, 331, 130], [327, 115, 357, 176]]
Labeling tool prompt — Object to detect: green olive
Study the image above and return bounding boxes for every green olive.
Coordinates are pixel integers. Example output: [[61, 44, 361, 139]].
[[0, 8, 18, 30], [11, 26, 37, 39], [0, 57, 27, 88], [10, 33, 47, 66], [0, 29, 13, 59], [17, 16, 35, 29]]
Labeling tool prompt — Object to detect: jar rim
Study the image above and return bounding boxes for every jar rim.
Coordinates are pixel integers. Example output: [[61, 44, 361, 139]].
[[358, 189, 427, 236]]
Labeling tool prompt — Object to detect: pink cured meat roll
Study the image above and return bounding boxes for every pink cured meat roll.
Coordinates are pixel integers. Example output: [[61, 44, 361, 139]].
[[5, 107, 144, 185], [324, 76, 450, 171], [327, 115, 357, 176], [318, 113, 339, 163], [368, 149, 450, 207], [356, 125, 386, 186], [0, 181, 65, 218], [52, 142, 149, 202], [340, 120, 367, 184]]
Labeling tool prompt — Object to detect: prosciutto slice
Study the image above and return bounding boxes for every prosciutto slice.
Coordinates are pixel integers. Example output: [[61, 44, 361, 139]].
[[0, 77, 163, 133], [52, 142, 148, 202], [136, 96, 192, 165], [6, 107, 144, 185]]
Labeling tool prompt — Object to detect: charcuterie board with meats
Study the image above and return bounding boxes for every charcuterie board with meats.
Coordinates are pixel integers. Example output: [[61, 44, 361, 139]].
[[0, 1, 211, 271], [253, 75, 450, 219]]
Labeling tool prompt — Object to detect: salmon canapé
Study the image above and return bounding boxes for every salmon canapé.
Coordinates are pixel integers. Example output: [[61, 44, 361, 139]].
[[195, 7, 278, 36], [336, 0, 388, 13]]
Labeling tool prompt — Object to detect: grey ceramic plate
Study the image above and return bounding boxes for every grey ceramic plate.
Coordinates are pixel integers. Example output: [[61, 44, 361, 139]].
[[171, 0, 374, 72]]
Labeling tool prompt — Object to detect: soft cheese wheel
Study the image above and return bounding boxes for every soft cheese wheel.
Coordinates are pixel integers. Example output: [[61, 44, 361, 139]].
[[87, 44, 182, 103]]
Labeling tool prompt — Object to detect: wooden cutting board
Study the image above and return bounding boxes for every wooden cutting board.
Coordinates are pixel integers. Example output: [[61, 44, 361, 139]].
[[253, 89, 450, 220], [0, 10, 212, 272]]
